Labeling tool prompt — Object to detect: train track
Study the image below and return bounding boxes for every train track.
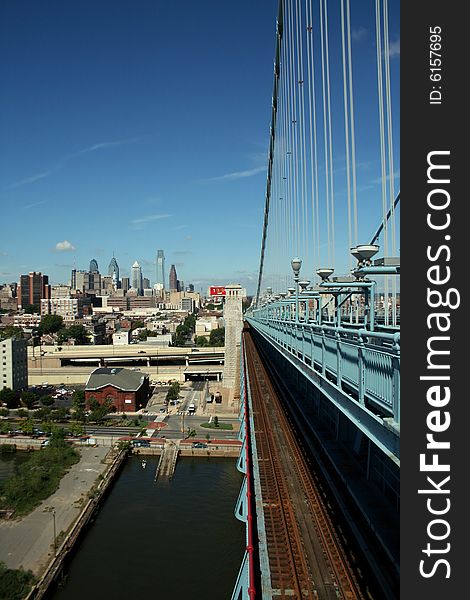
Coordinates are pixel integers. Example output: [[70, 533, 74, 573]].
[[244, 329, 365, 600]]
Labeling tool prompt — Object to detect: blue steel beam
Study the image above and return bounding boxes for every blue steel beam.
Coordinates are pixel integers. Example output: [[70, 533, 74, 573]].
[[246, 316, 400, 462]]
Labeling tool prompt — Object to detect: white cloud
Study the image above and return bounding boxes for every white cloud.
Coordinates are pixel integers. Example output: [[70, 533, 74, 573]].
[[8, 170, 54, 189], [352, 27, 368, 42], [23, 200, 48, 210], [131, 214, 172, 225], [54, 240, 76, 252], [389, 39, 400, 58], [205, 165, 265, 182], [77, 135, 148, 156]]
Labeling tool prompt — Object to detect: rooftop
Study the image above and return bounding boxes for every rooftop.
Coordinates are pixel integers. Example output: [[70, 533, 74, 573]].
[[86, 367, 148, 392]]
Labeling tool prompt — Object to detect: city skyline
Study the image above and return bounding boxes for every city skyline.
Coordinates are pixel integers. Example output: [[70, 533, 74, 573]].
[[0, 0, 399, 296], [0, 0, 279, 295]]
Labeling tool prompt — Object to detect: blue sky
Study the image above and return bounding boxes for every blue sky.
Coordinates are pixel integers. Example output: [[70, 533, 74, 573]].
[[0, 0, 399, 295]]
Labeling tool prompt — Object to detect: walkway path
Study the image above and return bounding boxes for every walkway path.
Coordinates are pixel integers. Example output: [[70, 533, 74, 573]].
[[0, 446, 109, 575]]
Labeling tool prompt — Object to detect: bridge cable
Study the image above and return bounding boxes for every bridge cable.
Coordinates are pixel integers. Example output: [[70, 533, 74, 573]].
[[383, 0, 398, 326], [341, 0, 353, 273]]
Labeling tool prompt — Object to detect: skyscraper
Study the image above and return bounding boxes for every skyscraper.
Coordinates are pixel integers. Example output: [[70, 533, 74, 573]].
[[18, 272, 51, 309], [156, 250, 165, 289], [108, 257, 120, 282], [131, 261, 143, 294], [169, 264, 178, 291], [89, 259, 99, 273]]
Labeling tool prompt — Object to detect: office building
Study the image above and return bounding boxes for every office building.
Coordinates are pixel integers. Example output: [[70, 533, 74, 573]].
[[131, 261, 143, 295], [89, 258, 99, 273], [1, 337, 28, 391], [18, 272, 51, 309], [169, 264, 178, 291], [108, 257, 120, 284], [156, 250, 165, 289]]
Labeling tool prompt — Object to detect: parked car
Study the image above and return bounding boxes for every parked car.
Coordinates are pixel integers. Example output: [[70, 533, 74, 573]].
[[192, 442, 208, 449]]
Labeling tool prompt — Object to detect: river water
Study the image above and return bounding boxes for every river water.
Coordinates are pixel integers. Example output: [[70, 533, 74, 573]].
[[51, 456, 245, 600]]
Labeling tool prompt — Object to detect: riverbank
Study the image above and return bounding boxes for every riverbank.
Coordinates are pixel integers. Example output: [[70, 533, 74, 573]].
[[0, 446, 110, 575]]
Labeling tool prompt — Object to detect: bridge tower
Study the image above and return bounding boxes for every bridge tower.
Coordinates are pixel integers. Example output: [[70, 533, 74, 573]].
[[222, 284, 245, 393]]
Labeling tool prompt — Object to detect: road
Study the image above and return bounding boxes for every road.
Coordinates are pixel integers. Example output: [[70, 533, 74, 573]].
[[0, 446, 109, 575]]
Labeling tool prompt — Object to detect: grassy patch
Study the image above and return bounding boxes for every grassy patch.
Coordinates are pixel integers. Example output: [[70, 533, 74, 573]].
[[0, 561, 35, 600], [0, 436, 79, 517], [200, 422, 233, 430]]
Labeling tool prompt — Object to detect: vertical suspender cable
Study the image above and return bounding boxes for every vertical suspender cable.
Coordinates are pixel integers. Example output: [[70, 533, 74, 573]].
[[319, 0, 331, 268], [341, 0, 353, 273], [346, 0, 358, 246], [383, 0, 398, 326], [324, 0, 335, 268], [376, 0, 389, 325]]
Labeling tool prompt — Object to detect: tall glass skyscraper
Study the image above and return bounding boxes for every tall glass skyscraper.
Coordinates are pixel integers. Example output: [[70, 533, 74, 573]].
[[169, 264, 178, 291], [89, 258, 99, 273], [131, 261, 143, 294], [156, 250, 165, 288], [108, 257, 120, 280]]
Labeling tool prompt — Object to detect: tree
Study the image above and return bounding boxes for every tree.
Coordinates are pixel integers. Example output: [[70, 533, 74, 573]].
[[72, 390, 86, 422], [40, 395, 55, 407], [24, 304, 39, 314], [20, 419, 34, 435], [213, 416, 219, 428], [0, 326, 23, 339], [17, 409, 28, 419], [0, 388, 20, 409], [57, 325, 89, 345], [196, 336, 209, 347], [37, 314, 64, 336], [0, 561, 36, 600], [165, 381, 181, 402], [21, 391, 37, 410], [87, 397, 112, 423], [209, 327, 225, 347], [50, 407, 70, 422]]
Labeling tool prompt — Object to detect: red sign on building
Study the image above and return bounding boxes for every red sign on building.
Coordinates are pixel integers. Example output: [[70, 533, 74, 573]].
[[209, 286, 226, 297]]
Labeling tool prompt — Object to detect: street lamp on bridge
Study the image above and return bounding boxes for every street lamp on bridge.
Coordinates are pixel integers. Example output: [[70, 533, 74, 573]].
[[290, 257, 302, 323]]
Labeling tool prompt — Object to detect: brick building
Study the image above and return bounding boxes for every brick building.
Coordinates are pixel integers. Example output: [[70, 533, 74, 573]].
[[85, 367, 150, 412]]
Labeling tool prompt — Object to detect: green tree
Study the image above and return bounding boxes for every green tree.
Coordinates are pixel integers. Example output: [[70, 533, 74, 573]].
[[21, 391, 37, 410], [57, 325, 89, 345], [196, 336, 209, 347], [68, 423, 84, 437], [0, 408, 9, 417], [37, 314, 64, 336], [165, 381, 181, 402], [72, 390, 86, 422], [209, 327, 225, 347], [17, 408, 28, 419], [0, 562, 36, 600], [20, 419, 34, 435], [0, 422, 10, 434], [0, 326, 23, 339], [87, 397, 112, 423], [0, 388, 20, 409], [35, 408, 51, 421], [213, 416, 219, 428], [24, 304, 39, 314], [40, 395, 55, 407], [50, 407, 70, 422]]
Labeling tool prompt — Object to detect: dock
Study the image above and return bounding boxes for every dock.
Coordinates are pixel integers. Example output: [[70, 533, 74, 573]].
[[154, 442, 179, 481]]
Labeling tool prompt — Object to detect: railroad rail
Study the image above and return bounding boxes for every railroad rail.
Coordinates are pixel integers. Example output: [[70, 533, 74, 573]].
[[244, 328, 365, 599]]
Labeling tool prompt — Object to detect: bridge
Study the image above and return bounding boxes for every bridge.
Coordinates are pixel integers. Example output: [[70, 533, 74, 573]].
[[232, 1, 399, 599], [27, 345, 225, 384]]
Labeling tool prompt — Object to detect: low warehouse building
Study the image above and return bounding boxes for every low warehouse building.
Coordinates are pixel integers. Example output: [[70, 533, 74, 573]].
[[85, 367, 150, 412]]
